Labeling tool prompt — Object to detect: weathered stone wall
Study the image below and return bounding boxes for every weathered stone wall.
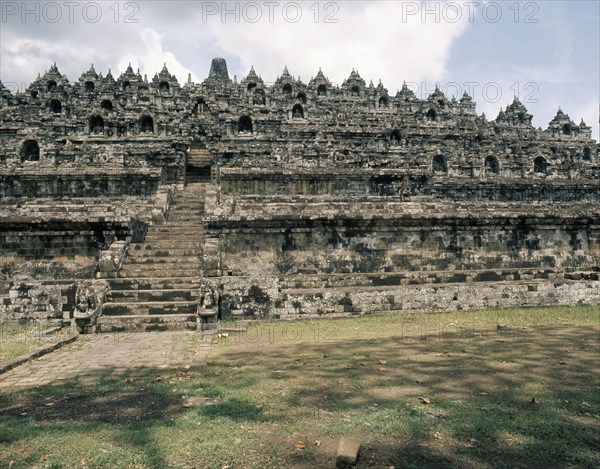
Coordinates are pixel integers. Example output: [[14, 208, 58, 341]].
[[206, 194, 599, 275], [217, 222, 599, 277], [0, 281, 75, 325], [219, 171, 600, 202], [218, 274, 599, 320], [0, 170, 162, 198], [275, 279, 600, 319]]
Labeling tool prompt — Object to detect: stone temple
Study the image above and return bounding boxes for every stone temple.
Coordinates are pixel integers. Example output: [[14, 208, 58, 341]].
[[0, 58, 598, 332]]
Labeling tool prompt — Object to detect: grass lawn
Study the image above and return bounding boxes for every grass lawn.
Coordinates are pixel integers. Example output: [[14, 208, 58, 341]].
[[0, 324, 73, 363], [0, 306, 599, 468]]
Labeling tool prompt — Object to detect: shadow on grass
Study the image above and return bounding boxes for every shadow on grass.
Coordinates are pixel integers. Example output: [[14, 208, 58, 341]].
[[207, 326, 600, 468], [0, 364, 265, 468], [198, 396, 273, 422], [0, 325, 598, 468]]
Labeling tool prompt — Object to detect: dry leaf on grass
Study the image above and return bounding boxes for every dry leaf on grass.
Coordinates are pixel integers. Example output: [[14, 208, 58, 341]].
[[419, 397, 431, 404], [295, 441, 306, 449], [314, 440, 321, 446], [465, 439, 478, 448]]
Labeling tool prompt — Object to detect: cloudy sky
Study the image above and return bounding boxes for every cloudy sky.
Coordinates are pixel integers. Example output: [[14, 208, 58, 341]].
[[1, 0, 598, 139]]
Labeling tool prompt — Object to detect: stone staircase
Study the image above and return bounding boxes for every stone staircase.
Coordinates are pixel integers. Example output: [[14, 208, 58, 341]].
[[98, 183, 207, 332], [187, 146, 211, 182]]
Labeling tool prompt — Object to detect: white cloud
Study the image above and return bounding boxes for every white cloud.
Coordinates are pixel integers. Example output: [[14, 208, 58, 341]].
[[114, 28, 200, 83], [202, 1, 470, 89], [0, 21, 199, 89]]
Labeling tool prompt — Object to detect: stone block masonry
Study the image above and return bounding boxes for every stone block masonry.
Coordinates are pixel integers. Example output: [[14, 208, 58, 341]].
[[0, 58, 598, 329]]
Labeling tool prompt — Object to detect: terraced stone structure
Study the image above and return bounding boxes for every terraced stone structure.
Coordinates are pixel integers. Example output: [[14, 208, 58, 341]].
[[1, 58, 598, 332]]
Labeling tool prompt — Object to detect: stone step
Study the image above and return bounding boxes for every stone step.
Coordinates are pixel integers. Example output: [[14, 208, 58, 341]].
[[165, 218, 204, 223], [146, 230, 204, 236], [166, 213, 204, 219], [169, 212, 203, 216], [144, 232, 203, 239], [120, 267, 202, 277], [165, 216, 203, 221], [145, 230, 204, 237], [107, 277, 203, 290], [98, 314, 198, 332], [129, 249, 202, 258], [143, 233, 204, 240], [146, 233, 204, 241], [118, 268, 202, 278], [108, 289, 199, 302], [147, 226, 203, 233], [147, 224, 203, 230], [144, 234, 203, 240], [171, 200, 205, 205], [125, 256, 201, 265], [169, 206, 204, 211], [122, 259, 202, 268], [181, 178, 208, 183], [176, 188, 206, 193], [103, 301, 198, 316], [166, 206, 203, 211], [151, 218, 203, 224], [132, 242, 204, 250], [168, 207, 204, 212], [141, 239, 203, 247]]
